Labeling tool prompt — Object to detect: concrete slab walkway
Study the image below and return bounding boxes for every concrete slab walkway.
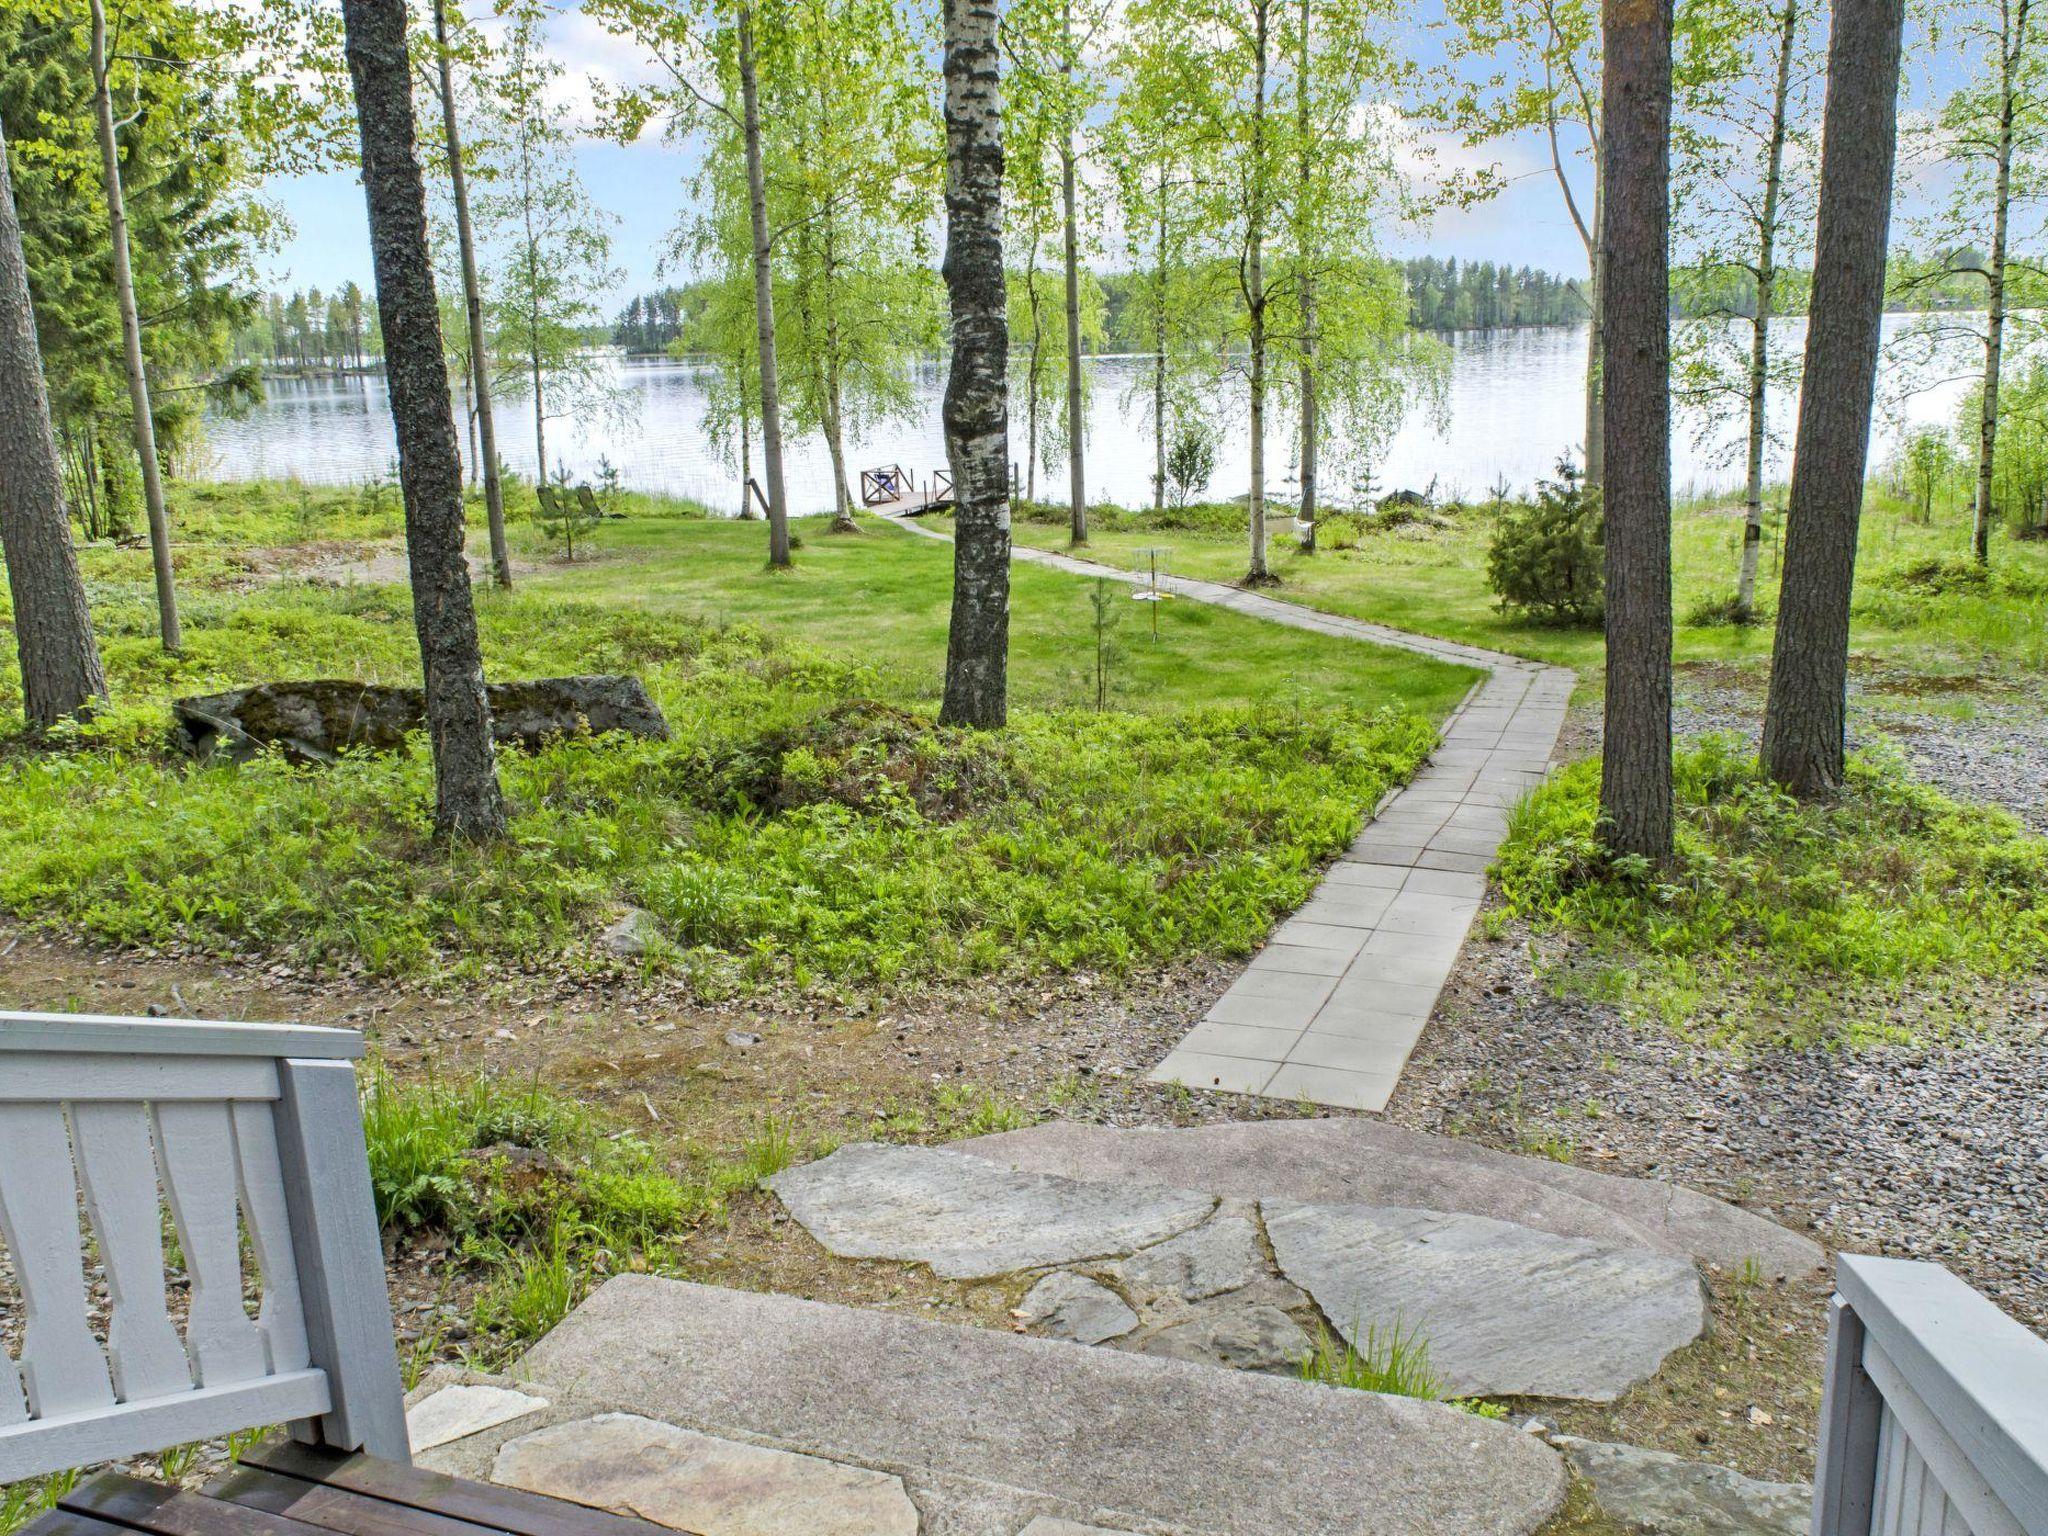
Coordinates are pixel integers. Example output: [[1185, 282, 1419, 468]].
[[885, 515, 1576, 1113]]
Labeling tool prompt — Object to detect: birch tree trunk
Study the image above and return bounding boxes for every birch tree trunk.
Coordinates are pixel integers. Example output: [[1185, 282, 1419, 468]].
[[0, 119, 106, 729], [89, 0, 179, 653], [434, 0, 511, 588], [823, 217, 859, 533], [1244, 0, 1273, 584], [1739, 0, 1800, 613], [341, 0, 507, 840], [1061, 0, 1087, 545], [1598, 0, 1674, 863], [1973, 0, 2027, 567], [1295, 0, 1317, 556], [739, 5, 793, 568], [1761, 0, 1905, 799], [939, 0, 1011, 729], [1153, 174, 1168, 513]]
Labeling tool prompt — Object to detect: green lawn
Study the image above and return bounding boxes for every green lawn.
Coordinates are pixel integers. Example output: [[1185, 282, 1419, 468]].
[[0, 480, 1472, 987], [942, 493, 2048, 687]]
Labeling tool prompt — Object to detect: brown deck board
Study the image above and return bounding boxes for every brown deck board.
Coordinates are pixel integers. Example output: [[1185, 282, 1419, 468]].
[[237, 1443, 675, 1536], [16, 1509, 138, 1536], [59, 1472, 330, 1536], [205, 1468, 492, 1536]]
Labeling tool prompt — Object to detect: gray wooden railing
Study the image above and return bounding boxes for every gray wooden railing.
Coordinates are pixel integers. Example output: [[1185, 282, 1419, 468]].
[[1814, 1255, 2048, 1536], [0, 1011, 410, 1484]]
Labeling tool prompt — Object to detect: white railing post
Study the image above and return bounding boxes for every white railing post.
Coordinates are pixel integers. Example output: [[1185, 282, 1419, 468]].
[[269, 1058, 411, 1463], [1812, 1294, 1884, 1536]]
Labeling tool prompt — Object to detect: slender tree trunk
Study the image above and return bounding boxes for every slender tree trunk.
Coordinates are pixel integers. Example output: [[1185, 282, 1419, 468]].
[[939, 0, 1011, 729], [738, 6, 792, 567], [1295, 0, 1317, 555], [1740, 0, 1799, 613], [1244, 0, 1272, 584], [1060, 0, 1087, 545], [1598, 0, 1674, 864], [1973, 2, 2026, 566], [822, 219, 858, 533], [89, 0, 179, 653], [340, 0, 507, 839], [739, 385, 754, 517], [1153, 171, 1168, 514], [434, 0, 511, 588], [1761, 0, 1906, 799], [0, 120, 106, 729]]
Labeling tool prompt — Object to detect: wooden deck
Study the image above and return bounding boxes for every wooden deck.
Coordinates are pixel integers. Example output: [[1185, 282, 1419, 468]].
[[25, 1442, 665, 1536]]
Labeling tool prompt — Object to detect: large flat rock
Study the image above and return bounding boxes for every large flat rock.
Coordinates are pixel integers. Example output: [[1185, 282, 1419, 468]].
[[1263, 1201, 1709, 1401], [513, 1275, 1568, 1536], [493, 1412, 921, 1536], [768, 1142, 1215, 1279], [961, 1120, 1821, 1279], [1553, 1437, 1813, 1536]]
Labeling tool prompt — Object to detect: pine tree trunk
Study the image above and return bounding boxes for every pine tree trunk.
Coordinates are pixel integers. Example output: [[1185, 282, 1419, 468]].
[[1598, 0, 1674, 864], [1973, 3, 2025, 567], [1244, 0, 1271, 584], [1761, 0, 1905, 799], [739, 6, 793, 568], [341, 0, 507, 840], [435, 0, 511, 588], [89, 0, 180, 653], [1061, 7, 1087, 547], [1740, 0, 1799, 613], [0, 120, 106, 729], [938, 0, 1011, 729]]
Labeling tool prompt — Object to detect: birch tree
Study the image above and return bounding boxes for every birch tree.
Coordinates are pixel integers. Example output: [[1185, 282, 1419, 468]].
[[88, 0, 180, 651], [1896, 0, 2046, 564], [476, 0, 620, 487], [1438, 0, 1606, 487], [431, 0, 512, 586], [0, 117, 105, 730], [939, 0, 1012, 728], [1671, 0, 1821, 616]]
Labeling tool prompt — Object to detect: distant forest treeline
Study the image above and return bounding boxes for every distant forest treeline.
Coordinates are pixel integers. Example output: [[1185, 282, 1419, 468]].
[[227, 255, 2012, 372]]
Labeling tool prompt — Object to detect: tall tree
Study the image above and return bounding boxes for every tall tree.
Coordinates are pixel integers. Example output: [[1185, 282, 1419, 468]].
[[88, 0, 179, 652], [0, 118, 105, 730], [477, 0, 619, 488], [939, 0, 1011, 729], [1440, 0, 1605, 486], [1671, 0, 1819, 615], [592, 0, 795, 565], [340, 0, 507, 839], [1905, 0, 2044, 564], [1598, 0, 1673, 862], [1760, 0, 1907, 798], [432, 0, 511, 587]]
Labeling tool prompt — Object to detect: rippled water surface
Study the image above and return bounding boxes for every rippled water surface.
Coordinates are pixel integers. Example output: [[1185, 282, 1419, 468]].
[[200, 319, 1968, 514]]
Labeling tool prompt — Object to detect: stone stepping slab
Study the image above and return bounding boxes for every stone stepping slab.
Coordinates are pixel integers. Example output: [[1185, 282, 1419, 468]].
[[496, 1274, 1569, 1536], [1552, 1436, 1813, 1536], [958, 1118, 1823, 1281], [767, 1141, 1715, 1400], [1262, 1201, 1709, 1402], [768, 1142, 1215, 1280]]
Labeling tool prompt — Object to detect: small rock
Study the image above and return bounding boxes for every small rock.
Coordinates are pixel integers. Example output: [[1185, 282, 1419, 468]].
[[1136, 1302, 1311, 1373], [1017, 1272, 1138, 1345], [1554, 1436, 1812, 1536], [600, 908, 665, 959], [405, 1384, 550, 1452], [725, 1030, 765, 1049], [1116, 1210, 1265, 1301]]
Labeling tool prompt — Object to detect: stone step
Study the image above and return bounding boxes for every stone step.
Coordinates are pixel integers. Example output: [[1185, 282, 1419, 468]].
[[447, 1275, 1567, 1536], [955, 1119, 1822, 1281]]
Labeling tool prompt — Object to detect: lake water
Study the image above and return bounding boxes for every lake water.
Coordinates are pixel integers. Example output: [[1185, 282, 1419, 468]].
[[199, 319, 1971, 515]]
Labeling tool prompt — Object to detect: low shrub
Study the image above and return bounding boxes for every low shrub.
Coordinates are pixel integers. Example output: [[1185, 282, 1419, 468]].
[[1684, 590, 1762, 628], [1484, 463, 1604, 627]]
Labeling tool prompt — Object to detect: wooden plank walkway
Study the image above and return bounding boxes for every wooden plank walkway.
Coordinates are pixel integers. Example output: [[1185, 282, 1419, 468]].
[[25, 1443, 664, 1536]]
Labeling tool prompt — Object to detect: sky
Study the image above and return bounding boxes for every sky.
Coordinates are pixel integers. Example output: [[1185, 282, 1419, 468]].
[[257, 3, 1964, 307]]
